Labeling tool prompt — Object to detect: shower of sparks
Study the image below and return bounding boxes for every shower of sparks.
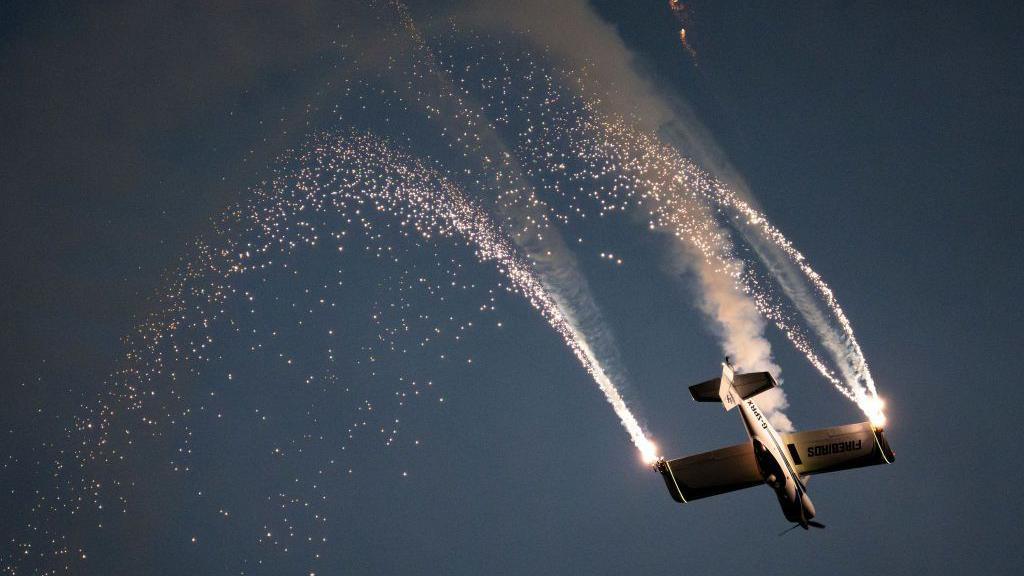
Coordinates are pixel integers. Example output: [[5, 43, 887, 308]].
[[5, 14, 886, 574]]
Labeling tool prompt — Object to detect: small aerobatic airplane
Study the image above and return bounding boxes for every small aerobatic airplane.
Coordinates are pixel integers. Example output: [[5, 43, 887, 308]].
[[655, 359, 894, 531]]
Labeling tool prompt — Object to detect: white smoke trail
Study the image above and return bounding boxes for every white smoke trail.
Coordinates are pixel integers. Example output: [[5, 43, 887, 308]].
[[435, 179, 660, 463], [390, 1, 659, 461], [706, 181, 886, 426], [651, 186, 793, 430], [650, 133, 884, 425], [686, 253, 792, 431]]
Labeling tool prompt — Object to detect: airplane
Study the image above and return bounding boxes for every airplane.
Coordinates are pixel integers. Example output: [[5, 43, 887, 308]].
[[654, 359, 894, 530]]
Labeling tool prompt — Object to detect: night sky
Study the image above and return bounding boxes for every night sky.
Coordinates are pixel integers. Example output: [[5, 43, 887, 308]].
[[2, 1, 1022, 575]]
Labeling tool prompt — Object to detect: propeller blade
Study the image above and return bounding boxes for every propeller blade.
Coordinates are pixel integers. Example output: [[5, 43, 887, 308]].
[[778, 523, 802, 537]]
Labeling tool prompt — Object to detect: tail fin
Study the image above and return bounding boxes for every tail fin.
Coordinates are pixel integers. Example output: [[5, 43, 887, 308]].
[[689, 362, 778, 411]]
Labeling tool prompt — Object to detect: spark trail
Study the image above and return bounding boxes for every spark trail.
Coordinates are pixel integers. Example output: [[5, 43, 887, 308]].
[[326, 134, 660, 463], [391, 1, 659, 458], [419, 35, 886, 427]]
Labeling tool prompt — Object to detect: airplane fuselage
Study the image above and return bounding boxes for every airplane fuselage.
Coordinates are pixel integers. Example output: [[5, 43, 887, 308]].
[[658, 362, 894, 529], [737, 397, 817, 527]]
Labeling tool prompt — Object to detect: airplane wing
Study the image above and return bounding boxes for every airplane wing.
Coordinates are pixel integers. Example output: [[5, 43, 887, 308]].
[[781, 422, 895, 476], [657, 442, 764, 503]]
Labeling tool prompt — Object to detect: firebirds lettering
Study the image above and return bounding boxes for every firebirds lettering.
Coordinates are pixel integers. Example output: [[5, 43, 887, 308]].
[[807, 439, 862, 458]]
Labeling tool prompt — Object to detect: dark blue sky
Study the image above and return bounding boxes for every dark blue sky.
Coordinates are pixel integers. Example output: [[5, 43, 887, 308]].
[[2, 1, 1021, 574]]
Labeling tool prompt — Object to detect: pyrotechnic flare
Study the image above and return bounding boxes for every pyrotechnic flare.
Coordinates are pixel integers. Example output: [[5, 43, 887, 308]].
[[669, 2, 698, 62]]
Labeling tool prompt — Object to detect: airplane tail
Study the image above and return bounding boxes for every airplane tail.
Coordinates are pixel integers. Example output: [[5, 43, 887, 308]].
[[689, 361, 779, 411]]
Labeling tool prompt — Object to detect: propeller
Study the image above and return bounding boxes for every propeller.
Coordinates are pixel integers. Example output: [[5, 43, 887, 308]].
[[778, 524, 802, 537], [778, 520, 826, 536]]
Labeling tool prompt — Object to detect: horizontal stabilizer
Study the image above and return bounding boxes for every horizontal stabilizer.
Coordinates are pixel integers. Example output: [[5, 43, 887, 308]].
[[781, 422, 895, 476], [689, 371, 778, 403], [656, 442, 764, 503], [688, 377, 722, 402]]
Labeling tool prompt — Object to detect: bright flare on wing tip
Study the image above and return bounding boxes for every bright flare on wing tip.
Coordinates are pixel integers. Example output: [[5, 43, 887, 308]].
[[639, 439, 660, 465], [863, 397, 887, 428]]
